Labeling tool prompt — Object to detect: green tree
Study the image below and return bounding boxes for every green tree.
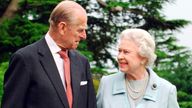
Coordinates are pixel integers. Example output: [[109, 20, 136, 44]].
[[0, 62, 8, 100]]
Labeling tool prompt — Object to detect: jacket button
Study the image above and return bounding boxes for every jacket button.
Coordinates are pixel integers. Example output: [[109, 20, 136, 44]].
[[152, 83, 157, 90]]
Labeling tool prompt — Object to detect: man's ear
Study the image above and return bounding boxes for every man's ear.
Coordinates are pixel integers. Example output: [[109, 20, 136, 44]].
[[58, 22, 67, 35]]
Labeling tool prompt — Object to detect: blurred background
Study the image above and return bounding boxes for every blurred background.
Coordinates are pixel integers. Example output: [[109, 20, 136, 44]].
[[0, 0, 192, 107], [164, 0, 192, 50]]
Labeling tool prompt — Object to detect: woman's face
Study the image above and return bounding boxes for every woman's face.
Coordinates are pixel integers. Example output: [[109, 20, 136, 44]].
[[117, 38, 145, 74]]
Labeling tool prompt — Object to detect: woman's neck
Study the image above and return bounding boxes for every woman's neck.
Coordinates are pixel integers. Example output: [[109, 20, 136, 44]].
[[126, 68, 147, 80]]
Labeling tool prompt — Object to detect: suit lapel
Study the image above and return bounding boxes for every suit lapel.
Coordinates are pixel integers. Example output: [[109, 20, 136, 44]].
[[37, 38, 69, 108], [69, 51, 82, 108]]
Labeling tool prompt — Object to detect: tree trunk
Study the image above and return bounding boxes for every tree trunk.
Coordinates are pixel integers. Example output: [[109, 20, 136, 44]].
[[0, 0, 20, 24]]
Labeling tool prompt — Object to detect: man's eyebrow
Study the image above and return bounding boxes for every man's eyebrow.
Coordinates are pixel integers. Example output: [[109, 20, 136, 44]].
[[79, 26, 88, 30]]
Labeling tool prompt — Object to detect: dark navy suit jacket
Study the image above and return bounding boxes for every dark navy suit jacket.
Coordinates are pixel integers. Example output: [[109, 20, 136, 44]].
[[1, 38, 96, 108]]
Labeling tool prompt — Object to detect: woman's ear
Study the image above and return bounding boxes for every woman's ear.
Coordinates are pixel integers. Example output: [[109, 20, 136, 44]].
[[141, 57, 148, 65]]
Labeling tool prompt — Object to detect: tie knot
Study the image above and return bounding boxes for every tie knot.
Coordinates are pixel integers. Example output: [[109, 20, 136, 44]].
[[58, 50, 69, 59]]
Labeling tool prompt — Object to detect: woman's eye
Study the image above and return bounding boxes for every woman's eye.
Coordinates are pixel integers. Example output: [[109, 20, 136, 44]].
[[123, 50, 129, 54], [118, 49, 130, 54], [118, 49, 122, 53]]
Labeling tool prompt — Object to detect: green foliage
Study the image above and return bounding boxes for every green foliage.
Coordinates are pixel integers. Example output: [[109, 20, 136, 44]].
[[0, 62, 8, 100], [0, 15, 48, 62], [154, 33, 192, 106], [178, 91, 192, 102], [77, 41, 94, 61], [19, 0, 61, 24], [179, 102, 192, 108], [91, 67, 108, 75], [93, 79, 100, 93], [1, 15, 47, 45], [155, 49, 167, 58], [155, 37, 192, 95], [107, 1, 130, 8]]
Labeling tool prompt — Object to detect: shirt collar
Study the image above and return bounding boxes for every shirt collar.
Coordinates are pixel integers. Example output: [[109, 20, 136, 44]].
[[45, 32, 61, 54]]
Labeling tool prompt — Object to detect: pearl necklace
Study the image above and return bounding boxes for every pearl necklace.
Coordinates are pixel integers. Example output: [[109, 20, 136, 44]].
[[125, 72, 149, 100]]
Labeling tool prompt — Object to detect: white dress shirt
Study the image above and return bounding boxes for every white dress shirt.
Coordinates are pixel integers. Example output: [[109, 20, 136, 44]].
[[45, 33, 66, 90]]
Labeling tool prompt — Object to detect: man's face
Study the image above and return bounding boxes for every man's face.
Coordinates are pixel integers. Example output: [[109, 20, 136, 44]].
[[56, 10, 87, 49], [57, 13, 87, 50], [65, 19, 87, 49]]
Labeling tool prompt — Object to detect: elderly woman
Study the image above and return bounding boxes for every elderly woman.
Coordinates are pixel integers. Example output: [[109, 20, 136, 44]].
[[96, 28, 180, 108]]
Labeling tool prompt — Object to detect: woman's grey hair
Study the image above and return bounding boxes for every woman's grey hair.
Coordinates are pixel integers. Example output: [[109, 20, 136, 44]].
[[119, 28, 157, 67]]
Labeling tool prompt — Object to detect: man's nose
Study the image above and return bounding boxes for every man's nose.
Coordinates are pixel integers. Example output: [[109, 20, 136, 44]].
[[80, 31, 87, 40]]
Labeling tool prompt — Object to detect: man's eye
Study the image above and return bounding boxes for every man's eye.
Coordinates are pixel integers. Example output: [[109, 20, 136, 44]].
[[78, 29, 84, 33]]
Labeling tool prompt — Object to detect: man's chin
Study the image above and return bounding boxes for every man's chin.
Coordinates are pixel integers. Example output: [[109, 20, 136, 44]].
[[71, 46, 78, 49]]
